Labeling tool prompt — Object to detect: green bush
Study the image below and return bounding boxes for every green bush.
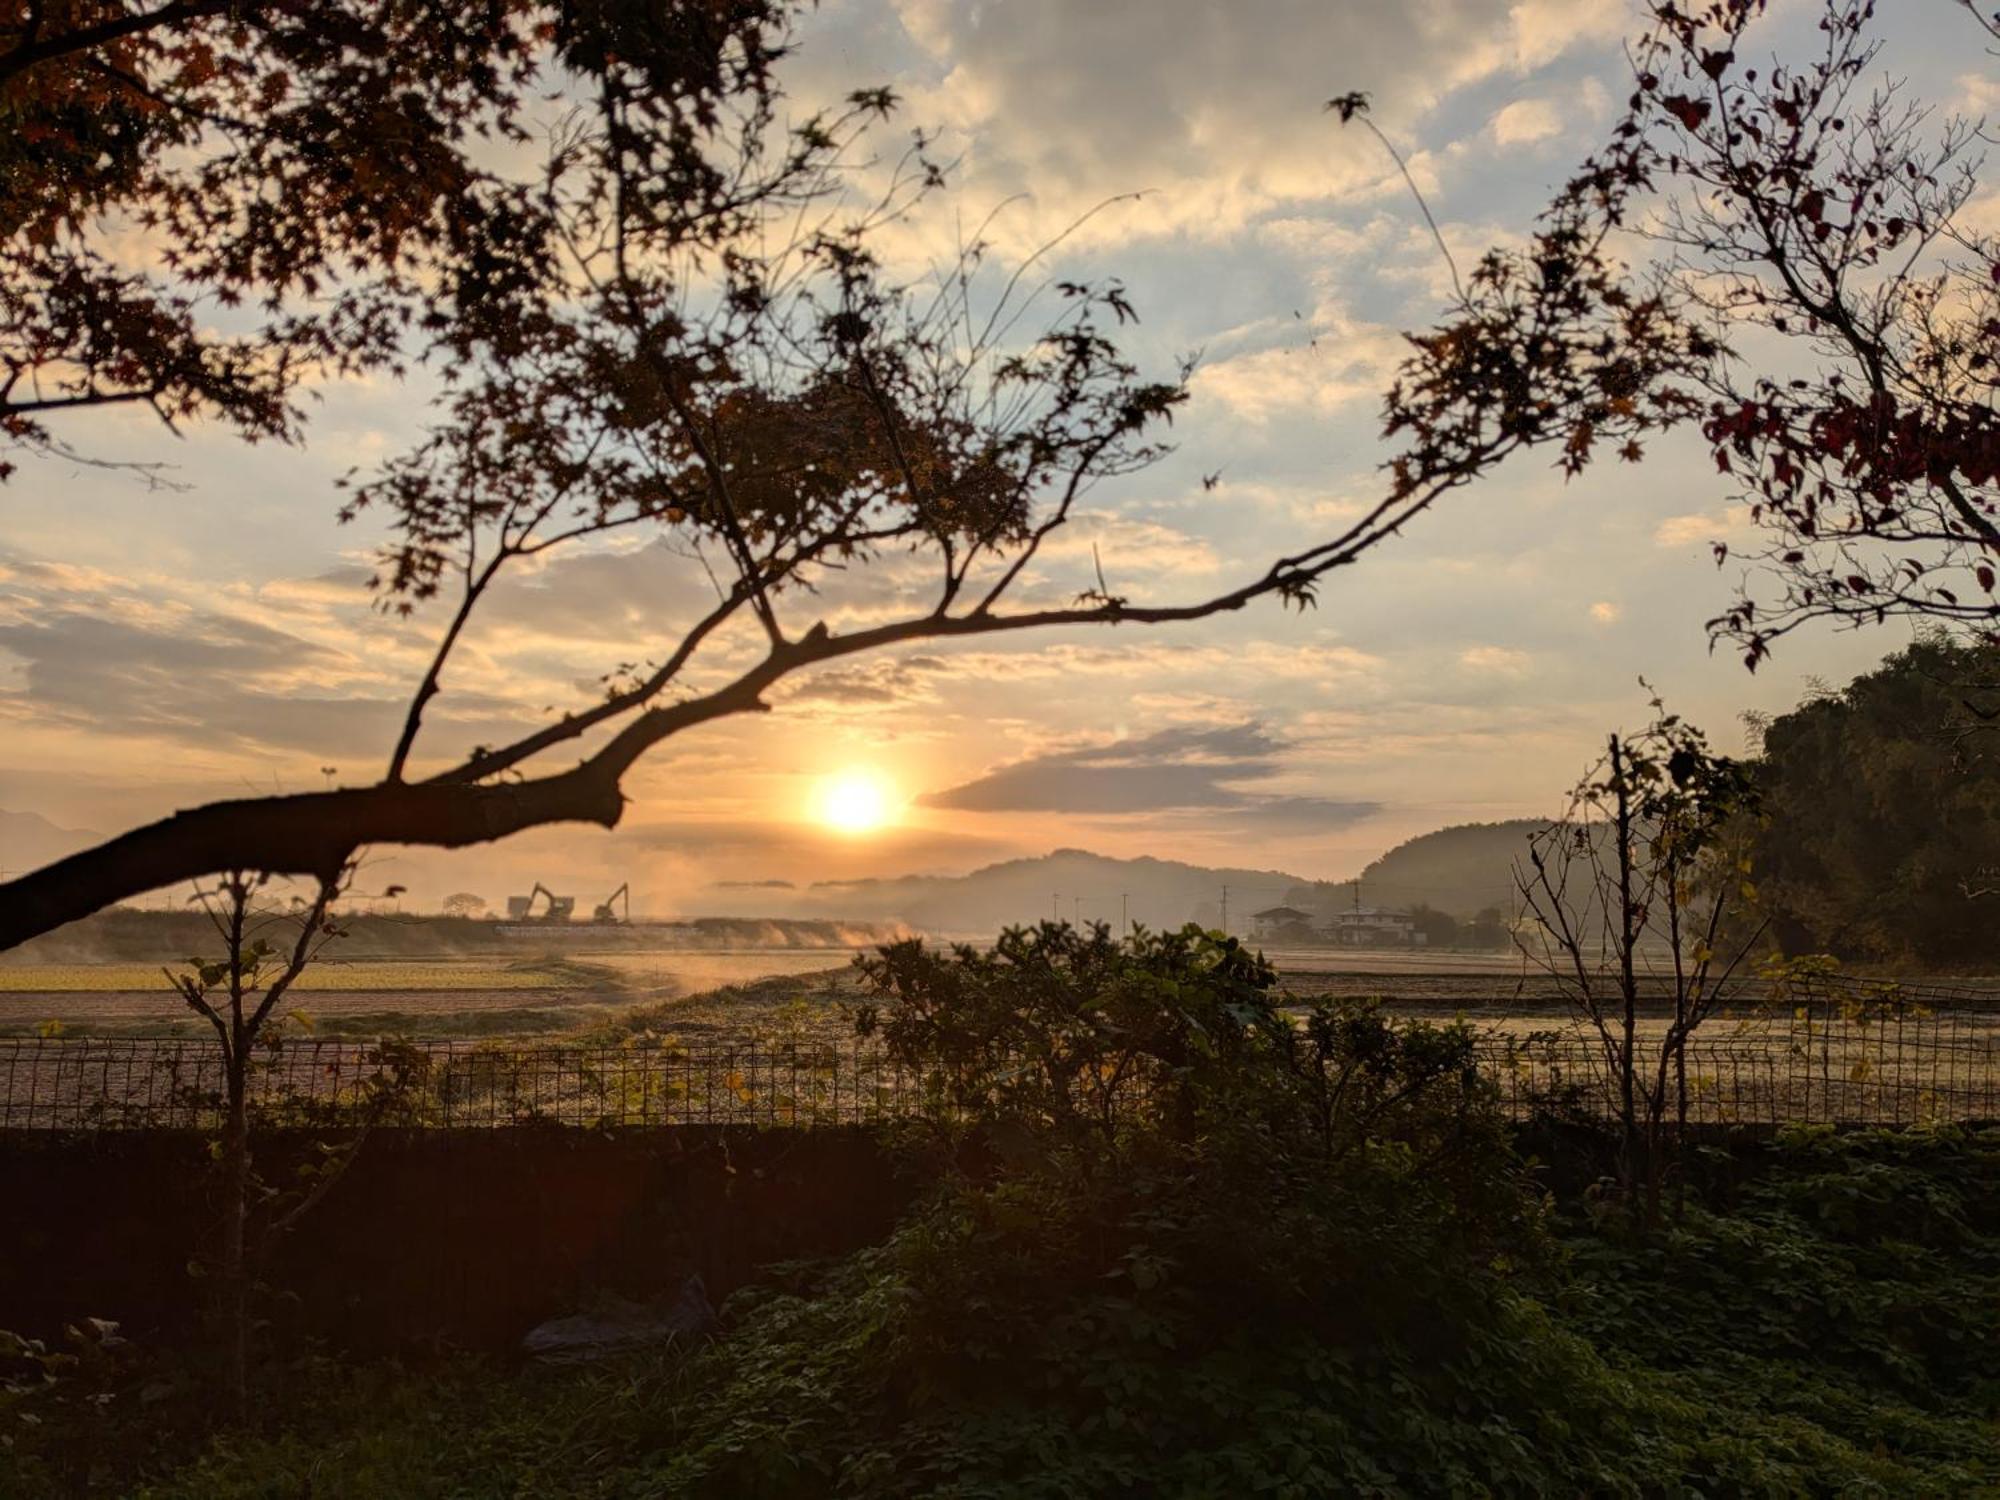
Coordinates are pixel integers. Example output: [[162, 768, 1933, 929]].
[[652, 926, 1618, 1496]]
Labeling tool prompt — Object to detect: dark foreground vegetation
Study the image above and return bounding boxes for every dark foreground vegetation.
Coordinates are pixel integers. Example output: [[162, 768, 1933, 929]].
[[6, 930, 1996, 1498]]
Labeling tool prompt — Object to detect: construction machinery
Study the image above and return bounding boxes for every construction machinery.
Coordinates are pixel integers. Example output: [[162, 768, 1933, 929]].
[[593, 883, 631, 924], [505, 882, 575, 922]]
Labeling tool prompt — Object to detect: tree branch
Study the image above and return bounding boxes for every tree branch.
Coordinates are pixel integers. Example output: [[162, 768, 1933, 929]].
[[0, 467, 1482, 955], [0, 0, 227, 85]]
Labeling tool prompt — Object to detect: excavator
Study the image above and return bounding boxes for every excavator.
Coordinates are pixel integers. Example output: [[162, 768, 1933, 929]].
[[505, 882, 575, 922], [593, 883, 630, 924]]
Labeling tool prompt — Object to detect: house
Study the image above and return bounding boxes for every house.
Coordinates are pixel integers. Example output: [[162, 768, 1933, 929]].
[[1249, 905, 1318, 941], [1325, 907, 1424, 947]]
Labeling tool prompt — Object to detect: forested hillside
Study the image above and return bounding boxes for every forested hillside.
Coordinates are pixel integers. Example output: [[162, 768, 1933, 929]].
[[1285, 821, 1541, 920]]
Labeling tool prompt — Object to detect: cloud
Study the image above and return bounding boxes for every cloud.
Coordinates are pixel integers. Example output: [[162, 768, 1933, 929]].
[[919, 721, 1376, 831], [618, 816, 1018, 870], [1651, 500, 1762, 551], [1653, 513, 1716, 547], [0, 553, 527, 763], [1036, 514, 1224, 575], [923, 722, 1282, 813], [1189, 315, 1406, 423], [816, 0, 1631, 247], [1491, 98, 1561, 145], [1173, 794, 1386, 833], [778, 653, 955, 714], [1458, 645, 1531, 676]]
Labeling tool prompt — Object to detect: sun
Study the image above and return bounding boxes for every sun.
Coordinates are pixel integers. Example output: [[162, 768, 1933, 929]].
[[816, 767, 897, 834]]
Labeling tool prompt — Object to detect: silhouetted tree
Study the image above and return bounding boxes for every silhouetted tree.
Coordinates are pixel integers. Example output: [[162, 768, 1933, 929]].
[[1515, 700, 1764, 1222], [163, 868, 425, 1415], [1467, 907, 1509, 950], [164, 871, 341, 1414], [1643, 1, 2000, 665], [1407, 903, 1459, 948], [0, 0, 560, 479], [1400, 0, 2000, 667], [0, 11, 1624, 951]]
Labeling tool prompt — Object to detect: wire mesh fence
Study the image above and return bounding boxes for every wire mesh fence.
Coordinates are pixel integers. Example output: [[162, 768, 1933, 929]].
[[1478, 973, 2000, 1129], [3, 975, 1996, 1133], [0, 1036, 926, 1132]]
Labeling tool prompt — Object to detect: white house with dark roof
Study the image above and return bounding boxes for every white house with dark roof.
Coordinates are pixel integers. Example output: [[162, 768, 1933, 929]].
[[1249, 905, 1318, 940], [1326, 907, 1423, 947]]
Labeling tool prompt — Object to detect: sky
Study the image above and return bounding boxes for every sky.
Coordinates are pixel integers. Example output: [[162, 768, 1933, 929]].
[[0, 0, 1980, 915]]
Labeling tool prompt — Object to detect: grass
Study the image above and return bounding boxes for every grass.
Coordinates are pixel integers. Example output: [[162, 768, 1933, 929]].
[[7, 1129, 1994, 1497], [572, 968, 865, 1047]]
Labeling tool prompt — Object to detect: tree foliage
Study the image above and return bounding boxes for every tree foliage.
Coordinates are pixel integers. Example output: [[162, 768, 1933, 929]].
[[1637, 1, 2000, 662], [1397, 0, 2000, 666], [1748, 633, 2000, 962], [0, 0, 565, 478], [674, 924, 1576, 1497]]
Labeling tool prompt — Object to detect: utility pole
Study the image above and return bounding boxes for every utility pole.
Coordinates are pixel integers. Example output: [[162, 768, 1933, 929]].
[[1073, 894, 1083, 927], [1219, 883, 1229, 936], [1052, 892, 1061, 924], [1120, 892, 1129, 936]]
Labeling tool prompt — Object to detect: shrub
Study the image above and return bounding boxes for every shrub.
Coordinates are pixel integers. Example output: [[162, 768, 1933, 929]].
[[656, 926, 1628, 1496]]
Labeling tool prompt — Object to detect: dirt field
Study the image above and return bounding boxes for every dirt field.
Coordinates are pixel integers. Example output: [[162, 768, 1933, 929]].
[[0, 949, 861, 1036], [0, 946, 1705, 1038], [8, 942, 1999, 1057]]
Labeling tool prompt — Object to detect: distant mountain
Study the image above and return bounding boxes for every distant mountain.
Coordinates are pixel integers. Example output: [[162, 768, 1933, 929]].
[[0, 809, 101, 877], [793, 848, 1314, 936], [1282, 820, 1541, 920]]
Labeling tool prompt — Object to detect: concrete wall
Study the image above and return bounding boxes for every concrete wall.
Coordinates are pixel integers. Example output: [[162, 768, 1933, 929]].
[[0, 1125, 911, 1354]]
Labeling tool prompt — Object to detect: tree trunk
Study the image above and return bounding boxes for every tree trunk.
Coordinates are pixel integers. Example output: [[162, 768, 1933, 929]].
[[1610, 736, 1645, 1214], [218, 1043, 250, 1423]]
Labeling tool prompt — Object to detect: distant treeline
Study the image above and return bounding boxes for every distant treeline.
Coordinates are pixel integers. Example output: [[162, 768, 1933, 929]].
[[1744, 636, 2000, 968]]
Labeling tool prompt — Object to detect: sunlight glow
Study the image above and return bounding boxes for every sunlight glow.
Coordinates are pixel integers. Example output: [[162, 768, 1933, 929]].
[[816, 768, 897, 834]]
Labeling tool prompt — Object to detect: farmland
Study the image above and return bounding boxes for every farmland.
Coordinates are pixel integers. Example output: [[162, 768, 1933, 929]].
[[0, 940, 1548, 1042], [5, 911, 1998, 1132], [9, 935, 2000, 1040], [6, 937, 1998, 1132], [0, 949, 861, 1038], [0, 962, 570, 994]]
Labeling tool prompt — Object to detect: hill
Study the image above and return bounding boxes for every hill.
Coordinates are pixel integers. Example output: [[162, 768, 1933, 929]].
[[0, 809, 101, 876], [1283, 820, 1541, 920], [793, 848, 1313, 936]]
